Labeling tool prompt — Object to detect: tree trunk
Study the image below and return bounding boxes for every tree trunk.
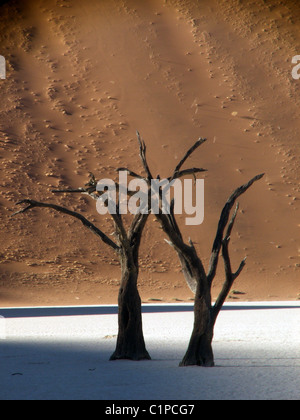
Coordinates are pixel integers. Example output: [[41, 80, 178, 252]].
[[179, 270, 214, 367], [110, 249, 150, 361], [179, 321, 214, 367]]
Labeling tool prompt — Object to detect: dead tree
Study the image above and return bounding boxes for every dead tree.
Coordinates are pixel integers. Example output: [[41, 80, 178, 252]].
[[128, 134, 264, 367], [13, 140, 152, 361]]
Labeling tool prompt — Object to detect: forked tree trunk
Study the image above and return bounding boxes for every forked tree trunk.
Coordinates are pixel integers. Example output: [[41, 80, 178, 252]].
[[110, 248, 150, 361]]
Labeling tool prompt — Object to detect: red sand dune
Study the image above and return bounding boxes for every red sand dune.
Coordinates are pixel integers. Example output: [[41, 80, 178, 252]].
[[0, 0, 299, 306]]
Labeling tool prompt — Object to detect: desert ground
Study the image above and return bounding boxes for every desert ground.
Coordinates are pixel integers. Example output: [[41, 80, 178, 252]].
[[0, 0, 299, 307]]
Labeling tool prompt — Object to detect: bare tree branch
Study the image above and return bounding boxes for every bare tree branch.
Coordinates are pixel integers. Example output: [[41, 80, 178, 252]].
[[234, 257, 247, 278], [136, 130, 153, 181], [52, 187, 86, 194], [169, 137, 207, 182], [52, 186, 99, 200], [128, 181, 153, 246], [116, 167, 146, 180], [12, 199, 120, 251], [207, 173, 264, 286], [168, 167, 207, 181], [52, 172, 99, 199], [100, 203, 128, 247], [211, 203, 247, 322], [85, 172, 97, 188], [168, 198, 182, 237], [224, 202, 239, 240], [52, 169, 142, 247], [163, 238, 198, 294], [134, 135, 207, 251], [177, 252, 197, 294]]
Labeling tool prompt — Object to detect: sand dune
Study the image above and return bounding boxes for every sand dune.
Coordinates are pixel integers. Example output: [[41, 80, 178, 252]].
[[0, 0, 299, 306]]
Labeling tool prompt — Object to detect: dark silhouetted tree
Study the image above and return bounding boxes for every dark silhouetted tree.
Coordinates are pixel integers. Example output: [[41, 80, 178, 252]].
[[125, 134, 263, 367], [13, 138, 152, 361]]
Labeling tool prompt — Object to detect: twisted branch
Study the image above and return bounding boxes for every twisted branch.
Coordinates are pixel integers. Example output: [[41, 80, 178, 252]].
[[12, 199, 120, 251], [211, 203, 246, 323], [207, 173, 264, 285]]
